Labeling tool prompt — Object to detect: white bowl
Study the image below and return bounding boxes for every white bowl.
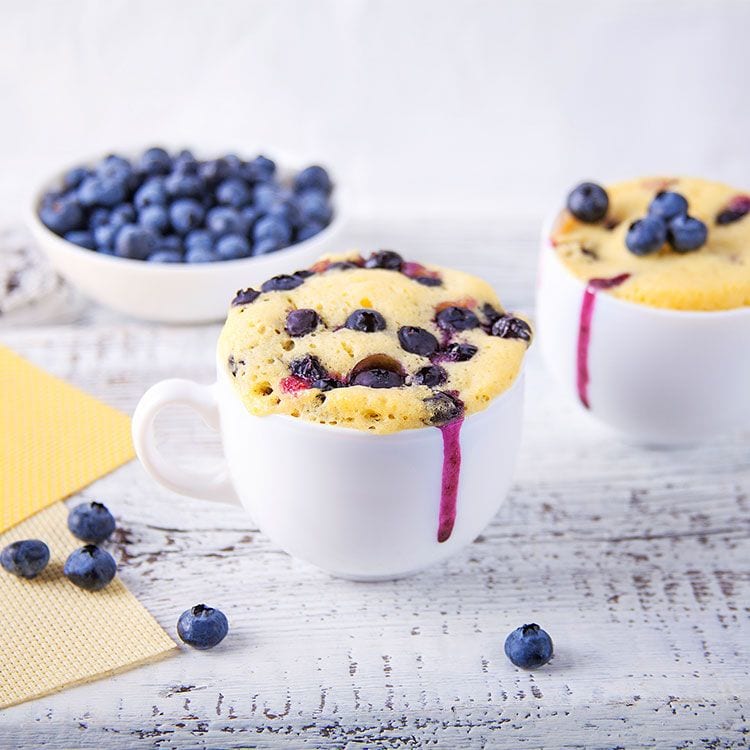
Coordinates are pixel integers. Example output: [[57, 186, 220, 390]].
[[132, 354, 525, 581], [27, 151, 346, 323], [536, 214, 750, 445]]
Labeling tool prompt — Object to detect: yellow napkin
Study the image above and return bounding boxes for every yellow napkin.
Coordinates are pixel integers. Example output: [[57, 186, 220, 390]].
[[0, 345, 134, 533], [0, 502, 176, 708]]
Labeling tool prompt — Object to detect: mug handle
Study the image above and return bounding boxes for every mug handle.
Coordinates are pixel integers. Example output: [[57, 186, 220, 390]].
[[132, 379, 241, 506]]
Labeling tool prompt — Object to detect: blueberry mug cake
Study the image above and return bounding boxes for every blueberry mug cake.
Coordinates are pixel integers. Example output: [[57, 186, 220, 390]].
[[548, 176, 750, 411], [552, 177, 750, 311], [219, 250, 530, 433], [218, 250, 531, 542]]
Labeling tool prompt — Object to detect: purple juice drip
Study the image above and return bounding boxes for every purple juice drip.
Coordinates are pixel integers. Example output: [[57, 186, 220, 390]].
[[576, 274, 630, 409], [436, 417, 464, 543]]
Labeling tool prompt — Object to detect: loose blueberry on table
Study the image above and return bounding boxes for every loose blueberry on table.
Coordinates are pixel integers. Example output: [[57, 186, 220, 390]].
[[67, 501, 116, 544], [504, 623, 554, 669], [39, 148, 335, 262], [1, 539, 50, 579], [177, 604, 229, 650], [64, 545, 117, 591]]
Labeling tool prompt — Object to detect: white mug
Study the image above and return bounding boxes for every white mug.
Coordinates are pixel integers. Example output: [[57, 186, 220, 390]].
[[133, 354, 525, 580], [536, 226, 750, 445]]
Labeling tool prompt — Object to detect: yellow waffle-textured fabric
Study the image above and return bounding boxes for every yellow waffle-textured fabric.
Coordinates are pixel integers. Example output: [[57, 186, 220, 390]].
[[0, 502, 176, 708], [0, 345, 134, 533]]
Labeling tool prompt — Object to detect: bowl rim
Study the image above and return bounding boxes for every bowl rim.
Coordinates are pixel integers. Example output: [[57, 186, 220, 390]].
[[28, 146, 346, 273], [541, 208, 750, 319]]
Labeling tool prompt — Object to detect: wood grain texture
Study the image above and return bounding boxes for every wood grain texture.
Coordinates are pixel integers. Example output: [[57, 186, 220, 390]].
[[0, 220, 747, 749]]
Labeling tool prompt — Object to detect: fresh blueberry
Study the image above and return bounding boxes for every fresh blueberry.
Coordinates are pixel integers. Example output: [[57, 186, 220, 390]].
[[491, 316, 532, 342], [215, 233, 251, 260], [297, 190, 332, 225], [244, 155, 276, 182], [110, 203, 136, 226], [185, 247, 218, 263], [198, 157, 229, 184], [39, 196, 84, 234], [290, 354, 328, 383], [294, 165, 333, 195], [345, 309, 386, 333], [206, 206, 246, 236], [169, 199, 205, 234], [148, 250, 183, 263], [442, 342, 478, 362], [436, 306, 480, 331], [252, 183, 285, 212], [398, 326, 439, 356], [504, 623, 554, 669], [254, 215, 292, 245], [96, 154, 133, 182], [115, 225, 158, 259], [285, 309, 320, 337], [566, 182, 609, 223], [139, 147, 172, 175], [138, 204, 170, 233], [185, 229, 213, 253], [172, 149, 198, 173], [267, 200, 301, 227], [68, 501, 116, 544], [87, 207, 111, 229], [648, 190, 688, 222], [326, 261, 360, 271], [668, 214, 708, 252], [93, 223, 118, 250], [1, 540, 50, 579], [216, 178, 252, 208], [261, 274, 305, 292], [177, 604, 229, 650], [425, 391, 463, 425], [412, 364, 448, 387], [364, 250, 403, 270], [296, 222, 325, 242], [716, 195, 750, 225], [350, 368, 404, 388], [63, 166, 89, 190], [231, 288, 260, 306], [157, 234, 184, 253], [165, 171, 204, 199], [253, 237, 285, 256], [240, 206, 259, 229], [625, 216, 667, 256], [64, 230, 96, 250], [77, 175, 128, 208], [134, 179, 168, 210], [64, 545, 117, 591]]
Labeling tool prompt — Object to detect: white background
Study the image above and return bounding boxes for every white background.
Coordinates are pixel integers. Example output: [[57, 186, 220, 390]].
[[1, 0, 749, 223]]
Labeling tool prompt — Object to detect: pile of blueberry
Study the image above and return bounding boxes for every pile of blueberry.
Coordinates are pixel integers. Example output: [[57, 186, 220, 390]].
[[1, 501, 118, 591], [1, 500, 228, 649], [566, 182, 710, 256], [38, 148, 334, 263], [626, 191, 708, 256]]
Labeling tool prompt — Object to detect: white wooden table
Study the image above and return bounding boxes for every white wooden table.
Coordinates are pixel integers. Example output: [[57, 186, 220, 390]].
[[1, 220, 748, 749]]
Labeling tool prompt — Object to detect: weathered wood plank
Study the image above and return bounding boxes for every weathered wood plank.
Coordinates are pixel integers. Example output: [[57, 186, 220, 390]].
[[0, 221, 747, 748]]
